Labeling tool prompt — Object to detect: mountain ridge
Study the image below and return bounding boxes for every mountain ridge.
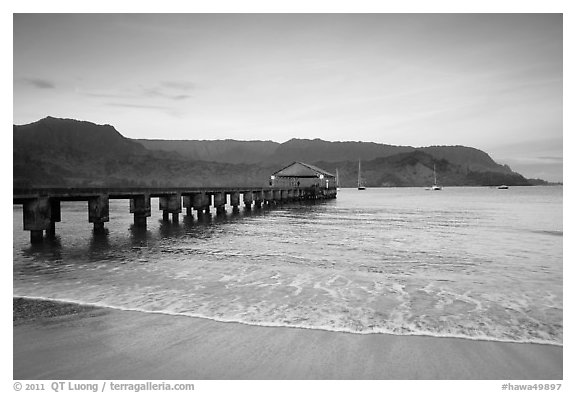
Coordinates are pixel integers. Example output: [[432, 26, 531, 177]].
[[137, 136, 513, 173], [13, 117, 533, 188]]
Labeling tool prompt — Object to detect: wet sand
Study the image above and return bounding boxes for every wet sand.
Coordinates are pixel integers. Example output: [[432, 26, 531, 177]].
[[13, 297, 562, 380]]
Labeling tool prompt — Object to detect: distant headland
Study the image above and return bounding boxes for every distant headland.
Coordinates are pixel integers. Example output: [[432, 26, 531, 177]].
[[14, 117, 552, 188]]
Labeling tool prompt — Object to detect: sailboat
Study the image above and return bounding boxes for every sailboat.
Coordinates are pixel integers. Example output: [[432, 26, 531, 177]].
[[357, 160, 366, 190], [336, 169, 341, 191], [427, 164, 442, 190]]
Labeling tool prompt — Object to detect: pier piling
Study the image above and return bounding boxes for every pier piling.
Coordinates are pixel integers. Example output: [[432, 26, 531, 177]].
[[243, 191, 253, 210], [23, 197, 51, 242], [130, 194, 151, 228], [89, 195, 109, 231], [254, 191, 263, 208], [264, 190, 273, 206], [214, 192, 226, 215], [14, 185, 337, 242], [46, 199, 61, 237], [230, 191, 240, 213], [159, 193, 182, 223], [182, 196, 194, 217]]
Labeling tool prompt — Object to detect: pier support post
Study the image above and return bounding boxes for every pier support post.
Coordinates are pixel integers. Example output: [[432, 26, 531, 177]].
[[89, 195, 109, 232], [192, 193, 210, 218], [23, 197, 51, 243], [243, 191, 253, 210], [46, 199, 61, 237], [264, 190, 273, 206], [280, 190, 289, 203], [159, 193, 182, 223], [130, 194, 151, 228], [230, 191, 240, 213], [253, 190, 263, 208], [182, 196, 193, 217], [46, 221, 56, 237], [30, 230, 44, 243], [214, 192, 226, 215], [273, 190, 282, 204]]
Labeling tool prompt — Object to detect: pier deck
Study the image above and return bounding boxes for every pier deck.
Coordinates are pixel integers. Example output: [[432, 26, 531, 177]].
[[13, 186, 337, 243]]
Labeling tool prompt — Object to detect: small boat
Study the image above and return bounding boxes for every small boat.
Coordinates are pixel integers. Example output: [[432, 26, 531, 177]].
[[357, 160, 366, 190], [427, 164, 442, 190], [497, 185, 509, 189]]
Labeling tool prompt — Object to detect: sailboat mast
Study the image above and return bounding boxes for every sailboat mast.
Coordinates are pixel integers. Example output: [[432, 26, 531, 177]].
[[433, 164, 437, 185], [357, 159, 366, 190]]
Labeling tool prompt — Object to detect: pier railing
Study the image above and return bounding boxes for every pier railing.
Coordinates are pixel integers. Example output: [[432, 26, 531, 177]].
[[13, 186, 337, 243]]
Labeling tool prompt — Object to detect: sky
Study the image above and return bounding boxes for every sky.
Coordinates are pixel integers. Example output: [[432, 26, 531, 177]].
[[13, 13, 563, 181]]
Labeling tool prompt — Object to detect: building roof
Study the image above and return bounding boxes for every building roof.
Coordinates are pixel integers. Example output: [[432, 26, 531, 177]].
[[272, 162, 335, 178]]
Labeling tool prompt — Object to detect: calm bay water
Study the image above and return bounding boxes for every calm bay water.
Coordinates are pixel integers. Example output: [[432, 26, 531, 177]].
[[13, 186, 563, 345]]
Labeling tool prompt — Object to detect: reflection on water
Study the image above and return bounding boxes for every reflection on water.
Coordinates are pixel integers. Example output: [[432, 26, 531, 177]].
[[13, 187, 563, 345], [22, 236, 64, 263], [90, 229, 110, 252]]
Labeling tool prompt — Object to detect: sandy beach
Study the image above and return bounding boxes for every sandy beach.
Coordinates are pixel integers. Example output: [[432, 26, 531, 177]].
[[12, 297, 562, 380]]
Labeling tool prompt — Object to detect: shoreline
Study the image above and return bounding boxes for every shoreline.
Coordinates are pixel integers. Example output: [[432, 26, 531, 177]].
[[14, 295, 562, 347], [13, 297, 563, 380]]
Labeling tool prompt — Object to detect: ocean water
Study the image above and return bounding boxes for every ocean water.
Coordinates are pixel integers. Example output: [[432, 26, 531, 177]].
[[13, 186, 563, 345]]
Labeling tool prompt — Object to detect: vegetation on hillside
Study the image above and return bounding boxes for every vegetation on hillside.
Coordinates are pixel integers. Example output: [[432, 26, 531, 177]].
[[14, 117, 538, 188]]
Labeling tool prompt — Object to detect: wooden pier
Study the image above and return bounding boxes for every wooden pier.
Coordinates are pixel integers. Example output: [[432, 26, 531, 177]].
[[13, 186, 337, 243]]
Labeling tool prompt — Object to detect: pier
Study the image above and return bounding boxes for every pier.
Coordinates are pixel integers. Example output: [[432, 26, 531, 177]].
[[13, 186, 337, 243]]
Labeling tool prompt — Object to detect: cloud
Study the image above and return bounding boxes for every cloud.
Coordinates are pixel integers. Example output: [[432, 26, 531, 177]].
[[172, 94, 191, 100], [75, 81, 196, 104], [161, 81, 197, 91], [104, 101, 186, 119], [21, 78, 55, 89], [141, 85, 193, 101], [78, 83, 194, 101], [537, 156, 563, 163], [104, 102, 170, 110], [79, 90, 129, 99]]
